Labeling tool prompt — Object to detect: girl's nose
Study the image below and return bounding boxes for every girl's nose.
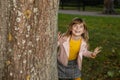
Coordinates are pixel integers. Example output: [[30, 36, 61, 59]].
[[76, 26, 79, 29]]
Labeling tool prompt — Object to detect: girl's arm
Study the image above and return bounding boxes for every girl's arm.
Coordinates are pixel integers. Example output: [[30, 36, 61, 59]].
[[83, 46, 102, 58]]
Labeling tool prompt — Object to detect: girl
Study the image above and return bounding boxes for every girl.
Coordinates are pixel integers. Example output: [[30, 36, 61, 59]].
[[57, 17, 101, 80]]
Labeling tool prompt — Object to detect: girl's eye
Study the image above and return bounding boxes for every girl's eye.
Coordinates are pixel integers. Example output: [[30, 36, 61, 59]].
[[73, 24, 84, 28]]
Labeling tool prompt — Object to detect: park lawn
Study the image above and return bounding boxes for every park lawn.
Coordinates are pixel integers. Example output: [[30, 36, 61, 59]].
[[58, 13, 120, 80]]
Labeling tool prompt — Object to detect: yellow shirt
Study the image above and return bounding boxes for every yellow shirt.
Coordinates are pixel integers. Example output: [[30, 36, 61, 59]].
[[68, 38, 82, 60]]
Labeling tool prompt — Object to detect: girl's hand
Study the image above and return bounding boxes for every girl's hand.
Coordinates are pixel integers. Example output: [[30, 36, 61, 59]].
[[58, 32, 65, 45], [58, 32, 62, 40], [91, 46, 102, 58]]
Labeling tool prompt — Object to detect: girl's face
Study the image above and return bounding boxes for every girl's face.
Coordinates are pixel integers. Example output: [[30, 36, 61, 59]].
[[71, 23, 84, 37]]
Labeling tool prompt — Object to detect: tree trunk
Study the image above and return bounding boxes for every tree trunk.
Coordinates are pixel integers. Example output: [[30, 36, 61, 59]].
[[103, 0, 115, 14], [0, 0, 59, 80]]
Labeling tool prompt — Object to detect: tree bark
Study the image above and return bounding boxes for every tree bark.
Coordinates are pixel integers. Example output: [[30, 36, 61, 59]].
[[103, 0, 115, 14], [0, 0, 9, 79], [0, 0, 59, 80]]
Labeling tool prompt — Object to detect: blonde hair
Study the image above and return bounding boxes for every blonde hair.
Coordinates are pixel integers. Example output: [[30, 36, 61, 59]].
[[65, 17, 89, 43]]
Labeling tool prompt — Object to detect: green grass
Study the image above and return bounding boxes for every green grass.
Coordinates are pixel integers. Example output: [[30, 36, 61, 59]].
[[58, 13, 120, 80]]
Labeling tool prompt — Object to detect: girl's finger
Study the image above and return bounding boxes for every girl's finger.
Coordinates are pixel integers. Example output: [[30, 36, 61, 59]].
[[95, 47, 102, 51]]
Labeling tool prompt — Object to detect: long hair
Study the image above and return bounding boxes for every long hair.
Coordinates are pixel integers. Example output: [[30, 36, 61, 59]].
[[65, 17, 89, 43]]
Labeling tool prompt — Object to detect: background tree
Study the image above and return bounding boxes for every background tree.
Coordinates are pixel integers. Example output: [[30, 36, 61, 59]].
[[103, 0, 115, 14], [0, 0, 59, 80]]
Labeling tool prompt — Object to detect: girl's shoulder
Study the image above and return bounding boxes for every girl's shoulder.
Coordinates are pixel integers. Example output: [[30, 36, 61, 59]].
[[81, 38, 88, 45]]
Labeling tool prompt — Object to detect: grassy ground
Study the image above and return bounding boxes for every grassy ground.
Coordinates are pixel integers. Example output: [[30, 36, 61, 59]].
[[58, 13, 120, 80]]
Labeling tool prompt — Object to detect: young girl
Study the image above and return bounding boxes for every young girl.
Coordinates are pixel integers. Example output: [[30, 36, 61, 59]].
[[57, 17, 101, 80]]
